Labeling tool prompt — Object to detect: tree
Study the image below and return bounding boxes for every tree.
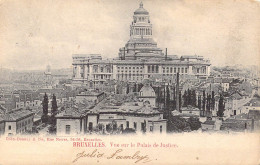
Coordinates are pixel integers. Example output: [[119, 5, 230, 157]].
[[133, 83, 137, 92], [167, 115, 190, 132], [217, 94, 225, 117], [165, 85, 171, 118], [41, 93, 48, 123], [191, 90, 197, 107], [187, 89, 191, 105], [183, 90, 188, 107], [51, 94, 58, 125], [211, 91, 215, 110], [198, 95, 201, 110], [187, 117, 201, 131], [126, 83, 129, 94], [206, 94, 211, 112], [202, 91, 206, 112], [179, 92, 182, 112]]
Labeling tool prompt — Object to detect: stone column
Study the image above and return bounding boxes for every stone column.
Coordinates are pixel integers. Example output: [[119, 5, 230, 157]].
[[76, 65, 81, 78], [188, 66, 193, 75]]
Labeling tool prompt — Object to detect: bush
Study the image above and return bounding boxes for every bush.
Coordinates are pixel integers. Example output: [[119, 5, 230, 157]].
[[122, 128, 136, 134]]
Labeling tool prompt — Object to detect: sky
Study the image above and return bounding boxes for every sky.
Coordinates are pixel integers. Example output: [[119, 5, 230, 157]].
[[0, 0, 259, 70]]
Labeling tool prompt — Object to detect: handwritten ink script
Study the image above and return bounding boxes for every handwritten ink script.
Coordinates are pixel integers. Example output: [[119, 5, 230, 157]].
[[72, 149, 152, 163]]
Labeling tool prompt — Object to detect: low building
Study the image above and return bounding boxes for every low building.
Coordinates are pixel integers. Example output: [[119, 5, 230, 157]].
[[0, 116, 5, 136], [201, 119, 222, 131], [56, 102, 167, 135], [56, 108, 86, 136], [75, 90, 105, 104], [2, 108, 34, 135], [181, 106, 200, 116], [138, 84, 156, 107]]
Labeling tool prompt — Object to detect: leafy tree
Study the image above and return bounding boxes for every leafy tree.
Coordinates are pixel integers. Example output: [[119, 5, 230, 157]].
[[122, 128, 136, 134], [187, 117, 201, 131], [217, 94, 225, 117], [167, 115, 190, 132]]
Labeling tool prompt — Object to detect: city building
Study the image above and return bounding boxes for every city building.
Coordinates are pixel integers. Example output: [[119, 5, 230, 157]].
[[1, 108, 34, 135], [75, 90, 105, 104], [72, 2, 211, 87]]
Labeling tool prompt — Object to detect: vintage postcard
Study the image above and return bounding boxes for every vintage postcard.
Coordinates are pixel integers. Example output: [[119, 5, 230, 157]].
[[0, 0, 259, 164]]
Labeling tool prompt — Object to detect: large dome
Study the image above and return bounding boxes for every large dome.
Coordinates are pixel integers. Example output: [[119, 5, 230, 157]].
[[134, 2, 149, 15]]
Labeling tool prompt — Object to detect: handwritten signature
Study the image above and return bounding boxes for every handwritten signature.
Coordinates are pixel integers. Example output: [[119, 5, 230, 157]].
[[72, 149, 152, 163]]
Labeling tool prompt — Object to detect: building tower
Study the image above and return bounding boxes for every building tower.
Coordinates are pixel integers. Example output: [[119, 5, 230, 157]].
[[118, 2, 164, 60]]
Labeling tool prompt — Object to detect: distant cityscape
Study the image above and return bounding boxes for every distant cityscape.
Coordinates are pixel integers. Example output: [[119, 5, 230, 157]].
[[0, 2, 259, 136]]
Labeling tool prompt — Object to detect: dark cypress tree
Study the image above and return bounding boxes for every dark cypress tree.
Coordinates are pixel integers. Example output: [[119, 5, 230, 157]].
[[211, 91, 215, 110], [217, 94, 225, 117], [138, 83, 143, 92], [202, 91, 206, 112], [179, 92, 182, 113], [156, 86, 160, 107], [206, 94, 211, 111], [172, 86, 176, 110], [198, 95, 201, 110], [126, 83, 129, 94], [51, 94, 58, 125], [42, 93, 48, 123], [51, 94, 58, 116], [133, 83, 137, 92], [187, 89, 191, 106], [183, 90, 188, 107], [192, 90, 197, 107]]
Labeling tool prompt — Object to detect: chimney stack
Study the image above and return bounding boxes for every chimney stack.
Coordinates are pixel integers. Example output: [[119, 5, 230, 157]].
[[165, 48, 167, 61]]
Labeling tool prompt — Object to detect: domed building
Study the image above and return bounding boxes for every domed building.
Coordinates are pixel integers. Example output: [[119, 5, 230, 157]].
[[139, 83, 156, 107], [72, 2, 211, 87]]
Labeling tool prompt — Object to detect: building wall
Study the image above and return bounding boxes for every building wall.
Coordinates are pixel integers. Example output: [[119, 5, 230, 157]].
[[5, 121, 17, 135], [56, 118, 81, 136], [16, 115, 34, 134], [86, 115, 98, 131], [0, 122, 5, 135]]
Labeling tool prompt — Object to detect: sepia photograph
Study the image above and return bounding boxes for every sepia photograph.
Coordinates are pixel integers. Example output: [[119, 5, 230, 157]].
[[0, 0, 259, 164]]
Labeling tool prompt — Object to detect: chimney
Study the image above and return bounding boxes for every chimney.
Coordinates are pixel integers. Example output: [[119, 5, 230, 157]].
[[165, 48, 167, 61], [176, 72, 180, 112], [123, 47, 126, 60]]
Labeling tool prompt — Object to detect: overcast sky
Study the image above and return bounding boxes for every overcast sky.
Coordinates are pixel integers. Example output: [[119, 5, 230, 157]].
[[0, 0, 259, 70]]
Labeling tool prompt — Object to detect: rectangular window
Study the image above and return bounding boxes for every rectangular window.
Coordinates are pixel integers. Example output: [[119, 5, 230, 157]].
[[174, 68, 176, 73], [8, 125, 11, 130], [150, 126, 153, 132], [160, 125, 163, 133], [185, 68, 188, 73], [134, 122, 137, 130], [89, 122, 93, 131], [126, 121, 129, 128], [65, 125, 71, 134]]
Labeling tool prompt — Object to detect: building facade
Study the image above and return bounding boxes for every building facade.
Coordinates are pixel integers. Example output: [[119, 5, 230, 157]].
[[72, 3, 211, 87]]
